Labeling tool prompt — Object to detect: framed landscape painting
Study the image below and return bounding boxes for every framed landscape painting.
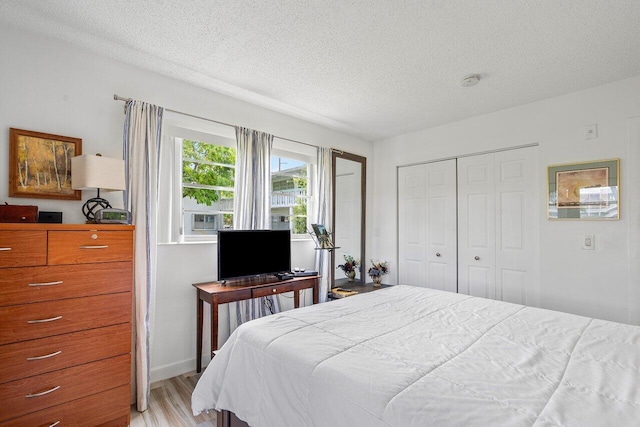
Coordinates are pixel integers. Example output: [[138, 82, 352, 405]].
[[547, 158, 619, 220], [9, 128, 82, 200]]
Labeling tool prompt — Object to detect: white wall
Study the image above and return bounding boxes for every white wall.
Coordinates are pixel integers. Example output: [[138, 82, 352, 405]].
[[0, 24, 372, 382], [372, 76, 640, 325]]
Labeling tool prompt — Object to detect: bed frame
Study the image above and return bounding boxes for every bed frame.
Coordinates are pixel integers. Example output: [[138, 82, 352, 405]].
[[217, 410, 249, 427]]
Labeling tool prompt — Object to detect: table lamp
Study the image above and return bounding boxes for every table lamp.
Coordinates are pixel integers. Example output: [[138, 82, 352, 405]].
[[71, 153, 126, 222]]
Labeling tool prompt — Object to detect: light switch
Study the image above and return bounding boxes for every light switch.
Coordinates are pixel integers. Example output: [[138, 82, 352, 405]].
[[585, 124, 598, 140], [583, 234, 595, 250]]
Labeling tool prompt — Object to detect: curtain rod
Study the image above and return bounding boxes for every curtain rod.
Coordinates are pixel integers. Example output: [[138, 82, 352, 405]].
[[113, 94, 327, 150]]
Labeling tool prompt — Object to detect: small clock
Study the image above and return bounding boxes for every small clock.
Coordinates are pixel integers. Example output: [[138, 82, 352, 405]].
[[94, 208, 131, 224]]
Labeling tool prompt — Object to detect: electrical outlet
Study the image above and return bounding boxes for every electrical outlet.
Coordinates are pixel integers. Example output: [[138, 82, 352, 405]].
[[583, 234, 595, 250], [585, 124, 598, 140]]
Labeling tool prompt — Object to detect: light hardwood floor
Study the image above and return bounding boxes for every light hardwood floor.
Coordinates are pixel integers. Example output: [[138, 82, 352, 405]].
[[130, 372, 216, 427]]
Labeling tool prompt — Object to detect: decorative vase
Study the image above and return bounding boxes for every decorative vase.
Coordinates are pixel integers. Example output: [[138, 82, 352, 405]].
[[346, 270, 356, 282], [372, 275, 382, 287]]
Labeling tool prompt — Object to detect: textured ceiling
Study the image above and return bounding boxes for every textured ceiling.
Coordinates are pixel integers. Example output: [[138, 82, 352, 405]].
[[2, 1, 640, 141]]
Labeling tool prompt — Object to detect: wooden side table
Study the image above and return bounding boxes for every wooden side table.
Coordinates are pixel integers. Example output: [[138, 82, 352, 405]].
[[193, 275, 320, 373]]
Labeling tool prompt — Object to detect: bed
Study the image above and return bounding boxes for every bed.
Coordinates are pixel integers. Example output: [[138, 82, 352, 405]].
[[192, 285, 640, 426]]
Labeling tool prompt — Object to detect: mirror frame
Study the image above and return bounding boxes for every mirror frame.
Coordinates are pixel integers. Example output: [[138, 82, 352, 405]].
[[331, 150, 367, 288]]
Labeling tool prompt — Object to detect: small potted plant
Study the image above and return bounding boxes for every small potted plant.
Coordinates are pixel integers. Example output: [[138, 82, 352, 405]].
[[368, 260, 389, 287], [337, 255, 359, 281]]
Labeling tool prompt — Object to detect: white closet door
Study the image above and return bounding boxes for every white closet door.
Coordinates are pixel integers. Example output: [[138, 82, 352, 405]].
[[494, 148, 538, 305], [458, 147, 537, 304], [458, 154, 496, 298], [398, 160, 457, 291]]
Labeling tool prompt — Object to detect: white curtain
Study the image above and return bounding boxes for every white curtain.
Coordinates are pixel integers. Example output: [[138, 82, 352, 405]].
[[123, 99, 163, 412], [230, 127, 281, 328], [314, 147, 333, 302]]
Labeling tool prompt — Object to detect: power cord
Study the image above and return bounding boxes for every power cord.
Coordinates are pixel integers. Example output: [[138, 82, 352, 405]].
[[264, 297, 275, 315], [262, 289, 308, 314]]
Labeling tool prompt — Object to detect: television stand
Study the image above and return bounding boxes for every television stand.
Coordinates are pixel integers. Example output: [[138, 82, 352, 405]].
[[192, 275, 320, 373]]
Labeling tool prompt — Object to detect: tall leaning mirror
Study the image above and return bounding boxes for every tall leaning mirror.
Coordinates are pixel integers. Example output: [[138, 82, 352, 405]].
[[331, 150, 366, 288]]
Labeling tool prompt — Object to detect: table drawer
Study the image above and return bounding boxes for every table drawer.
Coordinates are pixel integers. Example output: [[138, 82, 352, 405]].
[[0, 231, 47, 268], [0, 292, 131, 345], [0, 261, 133, 307], [214, 288, 252, 304], [0, 323, 131, 384], [0, 384, 130, 427], [48, 230, 133, 265], [0, 354, 130, 422], [252, 282, 294, 298]]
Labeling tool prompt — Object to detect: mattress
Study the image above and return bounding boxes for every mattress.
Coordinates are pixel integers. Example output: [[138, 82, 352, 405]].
[[192, 285, 640, 426]]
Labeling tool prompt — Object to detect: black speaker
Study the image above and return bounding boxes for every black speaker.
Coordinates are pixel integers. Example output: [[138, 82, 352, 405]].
[[38, 211, 63, 223]]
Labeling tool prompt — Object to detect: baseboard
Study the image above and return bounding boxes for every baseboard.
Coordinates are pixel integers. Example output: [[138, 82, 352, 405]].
[[150, 355, 212, 383]]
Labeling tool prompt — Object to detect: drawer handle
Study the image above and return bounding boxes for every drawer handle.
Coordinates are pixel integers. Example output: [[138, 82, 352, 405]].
[[49, 422, 61, 427], [27, 350, 62, 361], [272, 288, 277, 293], [26, 385, 61, 398], [28, 280, 63, 287], [79, 245, 109, 249], [0, 247, 11, 251], [27, 316, 63, 324]]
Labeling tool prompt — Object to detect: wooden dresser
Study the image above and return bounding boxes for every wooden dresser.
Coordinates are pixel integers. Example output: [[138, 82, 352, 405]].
[[0, 223, 134, 426]]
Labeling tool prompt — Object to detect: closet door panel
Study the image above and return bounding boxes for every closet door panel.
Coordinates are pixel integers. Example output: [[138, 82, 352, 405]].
[[501, 269, 526, 304], [426, 161, 457, 292], [495, 148, 538, 305], [398, 165, 427, 287], [428, 262, 447, 291], [398, 160, 457, 291], [468, 265, 492, 298], [458, 154, 496, 297]]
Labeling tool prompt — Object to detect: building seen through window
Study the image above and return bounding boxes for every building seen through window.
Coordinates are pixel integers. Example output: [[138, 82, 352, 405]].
[[180, 139, 309, 238]]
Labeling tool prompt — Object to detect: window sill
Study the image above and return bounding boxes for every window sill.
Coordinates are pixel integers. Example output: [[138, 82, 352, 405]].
[[158, 235, 313, 246], [157, 240, 216, 246]]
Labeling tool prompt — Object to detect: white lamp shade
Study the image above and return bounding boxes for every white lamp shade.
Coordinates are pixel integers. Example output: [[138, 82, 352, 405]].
[[71, 154, 126, 191]]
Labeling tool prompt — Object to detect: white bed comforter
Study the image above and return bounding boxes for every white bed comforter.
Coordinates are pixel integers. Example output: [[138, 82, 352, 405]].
[[192, 285, 640, 426]]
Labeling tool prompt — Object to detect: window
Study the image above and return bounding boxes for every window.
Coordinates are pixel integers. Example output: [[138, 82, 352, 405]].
[[181, 138, 235, 238], [270, 155, 309, 235], [161, 117, 316, 243]]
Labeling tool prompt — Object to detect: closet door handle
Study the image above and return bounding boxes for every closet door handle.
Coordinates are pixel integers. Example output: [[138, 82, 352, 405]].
[[27, 316, 62, 324], [0, 247, 11, 251], [28, 280, 63, 287], [474, 256, 480, 261], [79, 245, 109, 249], [26, 385, 61, 398], [435, 253, 441, 257]]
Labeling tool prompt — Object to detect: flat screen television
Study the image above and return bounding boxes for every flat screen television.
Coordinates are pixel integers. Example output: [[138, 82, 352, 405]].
[[217, 229, 291, 280]]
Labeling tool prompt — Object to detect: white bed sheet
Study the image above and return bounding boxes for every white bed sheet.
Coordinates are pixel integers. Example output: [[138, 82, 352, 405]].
[[192, 285, 640, 426]]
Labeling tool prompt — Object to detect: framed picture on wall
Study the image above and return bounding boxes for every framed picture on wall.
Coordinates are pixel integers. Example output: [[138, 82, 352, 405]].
[[9, 128, 82, 200], [547, 158, 619, 220]]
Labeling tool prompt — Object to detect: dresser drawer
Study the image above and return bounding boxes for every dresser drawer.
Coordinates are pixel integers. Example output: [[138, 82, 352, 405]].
[[48, 230, 133, 265], [0, 261, 133, 307], [0, 384, 130, 427], [0, 354, 130, 422], [0, 292, 131, 345], [252, 282, 294, 298], [0, 323, 131, 384], [0, 231, 47, 268]]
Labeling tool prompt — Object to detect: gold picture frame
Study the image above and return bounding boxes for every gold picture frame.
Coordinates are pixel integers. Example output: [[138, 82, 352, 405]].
[[9, 128, 82, 200], [547, 158, 619, 220]]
